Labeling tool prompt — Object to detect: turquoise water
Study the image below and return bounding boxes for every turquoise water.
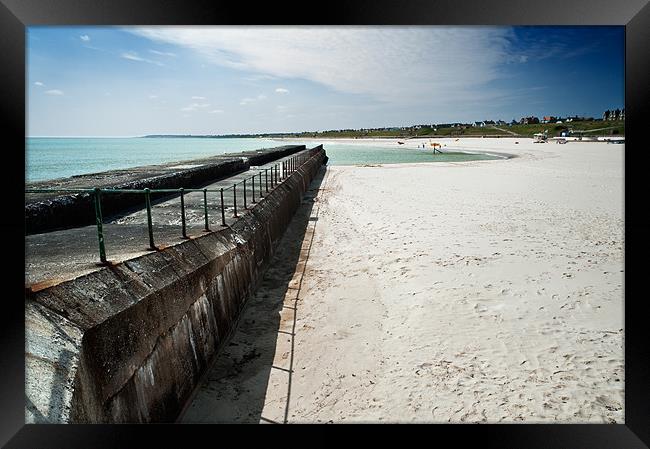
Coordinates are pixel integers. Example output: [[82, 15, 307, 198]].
[[288, 140, 503, 166], [26, 137, 502, 182], [26, 137, 281, 182]]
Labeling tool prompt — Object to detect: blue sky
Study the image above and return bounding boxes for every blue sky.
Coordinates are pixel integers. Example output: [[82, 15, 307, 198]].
[[27, 26, 624, 136]]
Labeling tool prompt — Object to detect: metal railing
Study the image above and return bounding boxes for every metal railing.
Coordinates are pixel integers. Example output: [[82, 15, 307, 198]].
[[26, 150, 320, 264]]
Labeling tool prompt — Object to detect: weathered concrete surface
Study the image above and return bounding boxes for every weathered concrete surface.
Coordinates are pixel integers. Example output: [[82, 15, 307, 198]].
[[26, 145, 305, 234], [25, 149, 315, 287], [180, 167, 325, 423], [25, 146, 326, 423]]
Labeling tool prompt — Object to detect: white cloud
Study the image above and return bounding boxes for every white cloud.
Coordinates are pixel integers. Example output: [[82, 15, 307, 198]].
[[45, 89, 64, 96], [130, 27, 515, 104], [34, 81, 44, 87], [121, 51, 164, 66], [149, 95, 158, 99], [80, 35, 90, 42], [149, 49, 176, 57], [121, 51, 141, 61], [191, 96, 206, 100], [244, 74, 277, 82], [180, 102, 211, 111], [240, 94, 267, 105], [275, 87, 289, 93], [208, 109, 224, 114]]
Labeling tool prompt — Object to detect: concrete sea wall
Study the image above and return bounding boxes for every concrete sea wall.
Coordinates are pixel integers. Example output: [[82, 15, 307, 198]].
[[26, 145, 306, 235], [25, 146, 326, 423]]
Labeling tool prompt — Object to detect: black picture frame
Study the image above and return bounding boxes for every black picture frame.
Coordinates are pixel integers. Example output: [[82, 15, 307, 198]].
[[2, 0, 648, 447]]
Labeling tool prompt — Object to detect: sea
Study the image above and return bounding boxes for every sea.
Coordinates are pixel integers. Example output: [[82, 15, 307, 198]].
[[26, 137, 502, 183]]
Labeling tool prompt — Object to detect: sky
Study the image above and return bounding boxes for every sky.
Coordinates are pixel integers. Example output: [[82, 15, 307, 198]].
[[26, 26, 624, 137]]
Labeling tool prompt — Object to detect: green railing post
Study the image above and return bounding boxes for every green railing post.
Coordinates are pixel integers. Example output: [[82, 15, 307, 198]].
[[93, 188, 107, 264], [233, 184, 238, 218], [203, 189, 210, 231], [220, 188, 226, 226], [259, 172, 263, 197], [251, 174, 256, 203], [180, 188, 187, 238], [243, 178, 247, 209], [145, 188, 155, 250], [265, 169, 269, 192]]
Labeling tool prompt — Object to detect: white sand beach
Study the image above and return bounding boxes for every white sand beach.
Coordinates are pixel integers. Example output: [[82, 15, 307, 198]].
[[184, 137, 624, 423]]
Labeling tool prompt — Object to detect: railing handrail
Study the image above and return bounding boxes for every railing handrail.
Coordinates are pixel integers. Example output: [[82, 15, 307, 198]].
[[26, 149, 323, 264]]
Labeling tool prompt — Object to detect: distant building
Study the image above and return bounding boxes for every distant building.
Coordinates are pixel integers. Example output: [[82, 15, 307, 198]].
[[542, 116, 556, 123], [520, 116, 540, 125], [604, 108, 625, 121]]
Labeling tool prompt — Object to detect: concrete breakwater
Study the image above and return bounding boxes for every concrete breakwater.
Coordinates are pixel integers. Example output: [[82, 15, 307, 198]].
[[25, 145, 327, 423], [26, 145, 306, 235]]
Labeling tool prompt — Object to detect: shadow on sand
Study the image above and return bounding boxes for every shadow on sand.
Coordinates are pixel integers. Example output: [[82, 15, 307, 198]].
[[179, 165, 327, 423]]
